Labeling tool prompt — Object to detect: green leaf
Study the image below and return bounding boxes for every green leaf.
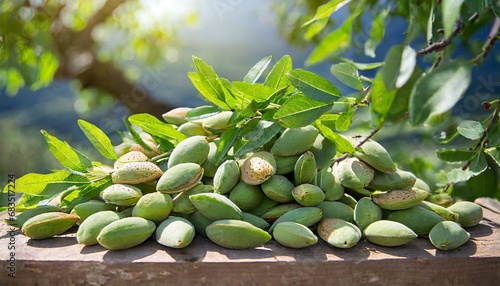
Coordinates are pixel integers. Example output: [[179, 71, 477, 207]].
[[457, 120, 484, 140], [335, 111, 354, 132], [151, 135, 175, 153], [338, 58, 384, 70], [35, 51, 58, 88], [267, 85, 290, 104], [364, 8, 389, 58], [315, 120, 354, 154], [287, 69, 341, 103], [188, 56, 229, 109], [129, 113, 186, 144], [469, 152, 488, 174], [215, 128, 240, 165], [487, 121, 500, 146], [330, 63, 363, 90], [123, 117, 153, 152], [317, 113, 341, 130], [436, 149, 476, 163], [78, 119, 118, 160], [442, 0, 464, 38], [218, 78, 241, 110], [369, 72, 397, 128], [446, 168, 474, 183], [6, 68, 25, 95], [409, 60, 471, 126], [264, 55, 292, 90], [59, 177, 112, 211], [232, 82, 277, 102], [382, 45, 416, 91], [185, 105, 221, 121], [274, 93, 333, 128], [485, 148, 500, 166], [403, 0, 418, 44], [427, 2, 435, 43], [235, 120, 281, 157], [243, 56, 272, 84], [306, 15, 355, 66], [41, 130, 92, 172], [303, 0, 353, 26], [2, 171, 89, 195], [385, 68, 423, 123], [188, 72, 225, 108], [12, 194, 47, 211], [229, 100, 260, 125], [305, 18, 329, 40]]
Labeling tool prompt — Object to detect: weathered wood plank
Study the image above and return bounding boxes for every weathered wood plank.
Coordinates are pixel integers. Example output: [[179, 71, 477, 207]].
[[0, 208, 499, 285]]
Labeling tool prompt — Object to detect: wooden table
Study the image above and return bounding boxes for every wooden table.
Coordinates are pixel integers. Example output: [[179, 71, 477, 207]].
[[1, 199, 499, 286]]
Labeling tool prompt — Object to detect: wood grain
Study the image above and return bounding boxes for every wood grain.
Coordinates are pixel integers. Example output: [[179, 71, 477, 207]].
[[1, 208, 499, 285]]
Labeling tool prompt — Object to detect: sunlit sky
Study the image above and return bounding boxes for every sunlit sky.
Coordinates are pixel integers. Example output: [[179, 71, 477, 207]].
[[130, 0, 314, 107]]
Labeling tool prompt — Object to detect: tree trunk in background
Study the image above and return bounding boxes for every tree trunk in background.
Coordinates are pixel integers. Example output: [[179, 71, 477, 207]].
[[51, 0, 175, 118], [78, 59, 176, 117]]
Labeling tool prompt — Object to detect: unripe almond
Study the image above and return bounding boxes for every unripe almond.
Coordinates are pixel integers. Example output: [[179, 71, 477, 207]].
[[112, 162, 163, 184], [240, 151, 277, 185]]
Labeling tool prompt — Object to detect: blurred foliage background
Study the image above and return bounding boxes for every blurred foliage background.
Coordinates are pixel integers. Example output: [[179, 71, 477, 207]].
[[1, 0, 499, 201]]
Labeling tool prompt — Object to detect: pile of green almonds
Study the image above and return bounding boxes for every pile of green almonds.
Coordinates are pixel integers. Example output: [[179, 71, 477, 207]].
[[11, 107, 483, 251]]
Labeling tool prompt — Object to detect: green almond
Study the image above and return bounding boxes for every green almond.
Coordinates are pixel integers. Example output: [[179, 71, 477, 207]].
[[214, 160, 240, 194], [155, 216, 195, 249], [261, 175, 295, 203], [111, 162, 163, 184], [317, 201, 355, 223], [156, 163, 204, 194], [70, 200, 116, 225], [229, 181, 264, 210], [101, 184, 143, 206], [189, 193, 243, 221], [387, 206, 445, 237], [271, 126, 319, 156], [292, 184, 325, 207], [22, 212, 80, 240], [363, 220, 417, 246], [268, 206, 322, 233], [206, 219, 272, 249], [172, 184, 214, 214], [447, 201, 483, 227], [429, 221, 470, 250], [167, 135, 210, 168], [77, 211, 124, 245], [294, 151, 317, 185], [317, 218, 361, 248], [97, 217, 156, 250], [353, 197, 382, 231], [132, 192, 173, 222], [273, 222, 318, 248], [368, 170, 416, 191]]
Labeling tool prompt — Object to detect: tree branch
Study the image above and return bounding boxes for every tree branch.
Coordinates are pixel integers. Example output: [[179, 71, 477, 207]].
[[78, 59, 176, 117], [471, 16, 500, 65], [81, 0, 126, 41], [50, 0, 176, 117], [331, 128, 380, 164], [417, 18, 464, 57], [461, 102, 500, 170]]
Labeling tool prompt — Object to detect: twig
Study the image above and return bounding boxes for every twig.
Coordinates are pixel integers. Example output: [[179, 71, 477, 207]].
[[429, 51, 444, 71], [331, 128, 380, 164], [79, 0, 126, 41], [417, 18, 464, 57], [471, 16, 500, 65], [461, 103, 500, 170], [354, 128, 380, 149], [360, 85, 372, 105]]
